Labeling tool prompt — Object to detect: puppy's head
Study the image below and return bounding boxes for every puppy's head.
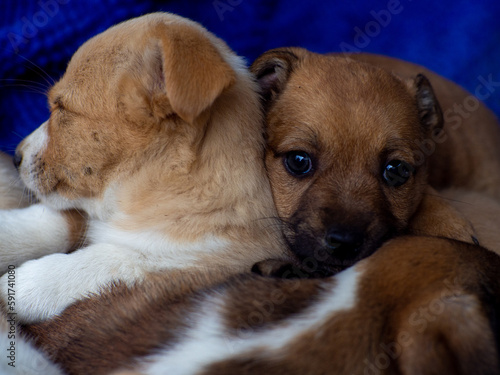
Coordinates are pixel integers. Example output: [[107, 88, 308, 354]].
[[252, 48, 443, 273], [15, 13, 237, 212]]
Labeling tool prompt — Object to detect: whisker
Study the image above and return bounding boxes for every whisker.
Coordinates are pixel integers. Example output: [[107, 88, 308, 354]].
[[0, 78, 49, 89], [16, 54, 56, 87], [422, 191, 474, 206], [0, 83, 49, 96], [11, 132, 26, 141]]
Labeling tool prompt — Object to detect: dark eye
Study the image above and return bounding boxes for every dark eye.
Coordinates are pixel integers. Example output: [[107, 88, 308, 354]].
[[383, 160, 414, 187], [284, 151, 313, 176]]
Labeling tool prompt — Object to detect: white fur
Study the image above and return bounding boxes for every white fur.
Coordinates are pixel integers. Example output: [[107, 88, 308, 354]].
[[16, 121, 49, 196], [0, 222, 229, 322], [0, 204, 73, 274], [0, 243, 141, 322], [0, 153, 30, 210], [0, 341, 63, 374], [139, 266, 361, 374], [0, 316, 63, 374], [89, 222, 230, 268]]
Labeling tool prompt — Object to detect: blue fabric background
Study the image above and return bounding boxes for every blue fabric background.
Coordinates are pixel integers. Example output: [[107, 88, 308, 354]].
[[1, 0, 499, 154]]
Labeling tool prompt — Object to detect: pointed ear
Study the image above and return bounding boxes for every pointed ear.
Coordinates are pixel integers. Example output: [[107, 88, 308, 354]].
[[250, 48, 300, 107], [410, 74, 444, 133]]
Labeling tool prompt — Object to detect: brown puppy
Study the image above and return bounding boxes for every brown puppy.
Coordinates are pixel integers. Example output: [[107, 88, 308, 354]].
[[250, 48, 488, 273]]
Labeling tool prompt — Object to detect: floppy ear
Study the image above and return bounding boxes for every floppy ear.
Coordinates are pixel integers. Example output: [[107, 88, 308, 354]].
[[412, 74, 444, 133], [250, 48, 300, 107], [122, 22, 236, 124], [156, 23, 236, 123]]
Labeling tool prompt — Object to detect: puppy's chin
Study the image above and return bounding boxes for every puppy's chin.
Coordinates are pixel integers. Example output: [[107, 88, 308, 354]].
[[284, 230, 393, 277]]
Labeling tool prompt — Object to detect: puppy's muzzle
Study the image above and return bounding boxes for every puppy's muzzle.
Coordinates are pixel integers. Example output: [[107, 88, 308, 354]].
[[324, 225, 364, 261]]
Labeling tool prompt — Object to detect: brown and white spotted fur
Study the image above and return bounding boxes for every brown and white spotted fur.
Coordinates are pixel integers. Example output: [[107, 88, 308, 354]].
[[24, 235, 500, 375]]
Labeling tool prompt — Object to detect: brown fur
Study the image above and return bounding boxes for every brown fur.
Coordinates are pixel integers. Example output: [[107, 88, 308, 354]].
[[349, 53, 500, 199], [441, 188, 500, 255], [24, 235, 500, 374], [25, 269, 234, 374], [201, 237, 500, 375], [251, 48, 483, 272]]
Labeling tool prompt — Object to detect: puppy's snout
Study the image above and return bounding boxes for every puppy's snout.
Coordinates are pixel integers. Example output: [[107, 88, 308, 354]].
[[13, 151, 23, 171], [325, 226, 364, 260]]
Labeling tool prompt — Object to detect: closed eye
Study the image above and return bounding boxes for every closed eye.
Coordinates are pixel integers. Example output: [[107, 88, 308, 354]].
[[50, 96, 66, 112]]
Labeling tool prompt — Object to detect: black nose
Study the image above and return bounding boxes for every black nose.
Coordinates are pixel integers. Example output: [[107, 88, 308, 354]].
[[324, 227, 364, 259], [13, 152, 23, 170]]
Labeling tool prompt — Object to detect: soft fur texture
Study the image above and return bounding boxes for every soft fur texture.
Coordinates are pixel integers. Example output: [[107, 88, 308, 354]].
[[250, 48, 486, 273], [18, 50, 500, 374], [0, 13, 287, 324], [24, 235, 500, 375], [0, 314, 63, 375], [0, 154, 65, 375]]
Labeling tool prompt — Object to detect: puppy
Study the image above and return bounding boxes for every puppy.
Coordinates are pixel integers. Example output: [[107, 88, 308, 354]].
[[25, 235, 500, 375], [20, 50, 500, 373], [0, 13, 287, 323], [250, 48, 489, 273]]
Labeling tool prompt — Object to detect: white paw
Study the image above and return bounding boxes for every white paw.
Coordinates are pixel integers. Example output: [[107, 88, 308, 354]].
[[0, 244, 143, 323], [0, 205, 72, 274], [0, 254, 81, 322]]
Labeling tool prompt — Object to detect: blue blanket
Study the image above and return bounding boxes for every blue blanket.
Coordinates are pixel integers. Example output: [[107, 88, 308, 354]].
[[1, 0, 499, 154]]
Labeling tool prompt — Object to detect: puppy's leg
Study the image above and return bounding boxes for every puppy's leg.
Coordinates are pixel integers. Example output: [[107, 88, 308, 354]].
[[0, 243, 145, 323], [408, 186, 478, 244], [0, 205, 86, 274]]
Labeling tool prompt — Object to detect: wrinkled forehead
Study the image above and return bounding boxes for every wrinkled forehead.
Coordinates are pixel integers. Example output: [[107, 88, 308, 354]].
[[281, 59, 417, 118], [47, 34, 133, 114]]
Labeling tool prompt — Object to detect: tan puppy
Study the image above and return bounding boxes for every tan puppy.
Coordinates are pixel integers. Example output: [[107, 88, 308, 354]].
[[0, 13, 287, 323], [25, 235, 500, 375], [249, 48, 488, 273]]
